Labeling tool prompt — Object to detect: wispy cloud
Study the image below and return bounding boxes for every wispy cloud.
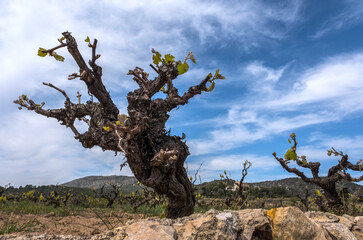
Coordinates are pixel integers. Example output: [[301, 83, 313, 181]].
[[312, 0, 363, 39], [281, 134, 363, 178], [189, 112, 338, 155], [245, 61, 286, 83], [186, 153, 282, 182], [206, 154, 279, 171], [243, 61, 290, 94], [309, 134, 363, 160], [266, 52, 363, 113], [0, 0, 304, 102], [191, 134, 363, 183], [2, 0, 362, 187]]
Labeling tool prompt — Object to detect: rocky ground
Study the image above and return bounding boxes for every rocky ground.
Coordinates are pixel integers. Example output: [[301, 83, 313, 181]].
[[1, 207, 363, 240]]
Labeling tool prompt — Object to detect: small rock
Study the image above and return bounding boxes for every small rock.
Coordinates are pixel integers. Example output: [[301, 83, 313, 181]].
[[236, 209, 271, 240], [46, 212, 55, 217], [173, 214, 216, 240], [352, 216, 363, 239], [322, 223, 358, 240], [216, 212, 239, 239], [125, 220, 176, 240], [305, 211, 340, 223], [268, 207, 327, 240], [216, 212, 233, 221]]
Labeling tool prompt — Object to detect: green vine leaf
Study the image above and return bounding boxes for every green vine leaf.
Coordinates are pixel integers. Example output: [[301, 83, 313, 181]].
[[84, 36, 90, 43], [164, 54, 175, 64], [160, 85, 167, 93], [284, 149, 297, 161], [38, 48, 48, 57], [212, 69, 225, 80], [53, 54, 65, 62], [206, 81, 215, 92], [177, 61, 189, 75], [58, 37, 65, 43], [152, 51, 162, 66], [217, 74, 226, 80]]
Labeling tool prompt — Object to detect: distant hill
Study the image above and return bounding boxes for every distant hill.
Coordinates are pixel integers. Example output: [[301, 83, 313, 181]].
[[248, 177, 363, 196], [61, 175, 142, 194], [61, 175, 363, 197], [195, 177, 363, 198]]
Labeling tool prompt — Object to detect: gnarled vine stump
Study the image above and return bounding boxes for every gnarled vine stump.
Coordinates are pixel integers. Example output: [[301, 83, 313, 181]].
[[14, 32, 224, 218]]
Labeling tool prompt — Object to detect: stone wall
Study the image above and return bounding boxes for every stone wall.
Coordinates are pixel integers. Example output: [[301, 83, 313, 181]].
[[2, 207, 363, 240]]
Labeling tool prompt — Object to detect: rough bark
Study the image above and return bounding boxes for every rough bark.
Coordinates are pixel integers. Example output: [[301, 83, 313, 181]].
[[14, 32, 217, 218]]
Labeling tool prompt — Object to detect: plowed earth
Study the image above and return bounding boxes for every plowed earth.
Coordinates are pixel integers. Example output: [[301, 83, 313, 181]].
[[0, 211, 150, 237]]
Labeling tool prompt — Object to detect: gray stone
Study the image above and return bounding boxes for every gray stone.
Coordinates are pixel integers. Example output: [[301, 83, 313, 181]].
[[236, 209, 271, 240]]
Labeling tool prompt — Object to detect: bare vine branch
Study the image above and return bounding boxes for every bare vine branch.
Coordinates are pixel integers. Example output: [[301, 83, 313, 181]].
[[273, 133, 363, 208], [43, 82, 70, 102]]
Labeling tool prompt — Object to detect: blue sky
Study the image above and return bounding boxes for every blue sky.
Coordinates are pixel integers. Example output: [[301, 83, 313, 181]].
[[1, 0, 363, 187]]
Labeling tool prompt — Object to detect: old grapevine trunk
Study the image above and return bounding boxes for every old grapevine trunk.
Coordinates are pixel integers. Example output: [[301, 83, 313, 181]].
[[317, 179, 342, 207], [14, 32, 221, 218], [120, 82, 195, 218]]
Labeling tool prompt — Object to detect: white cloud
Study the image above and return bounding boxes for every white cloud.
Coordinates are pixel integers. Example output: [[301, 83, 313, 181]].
[[0, 111, 133, 186], [190, 51, 363, 155], [312, 135, 363, 160], [0, 0, 306, 186], [240, 61, 289, 95], [0, 0, 304, 110]]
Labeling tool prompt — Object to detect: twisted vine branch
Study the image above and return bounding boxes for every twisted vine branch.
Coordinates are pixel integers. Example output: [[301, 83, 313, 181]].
[[273, 133, 363, 207]]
